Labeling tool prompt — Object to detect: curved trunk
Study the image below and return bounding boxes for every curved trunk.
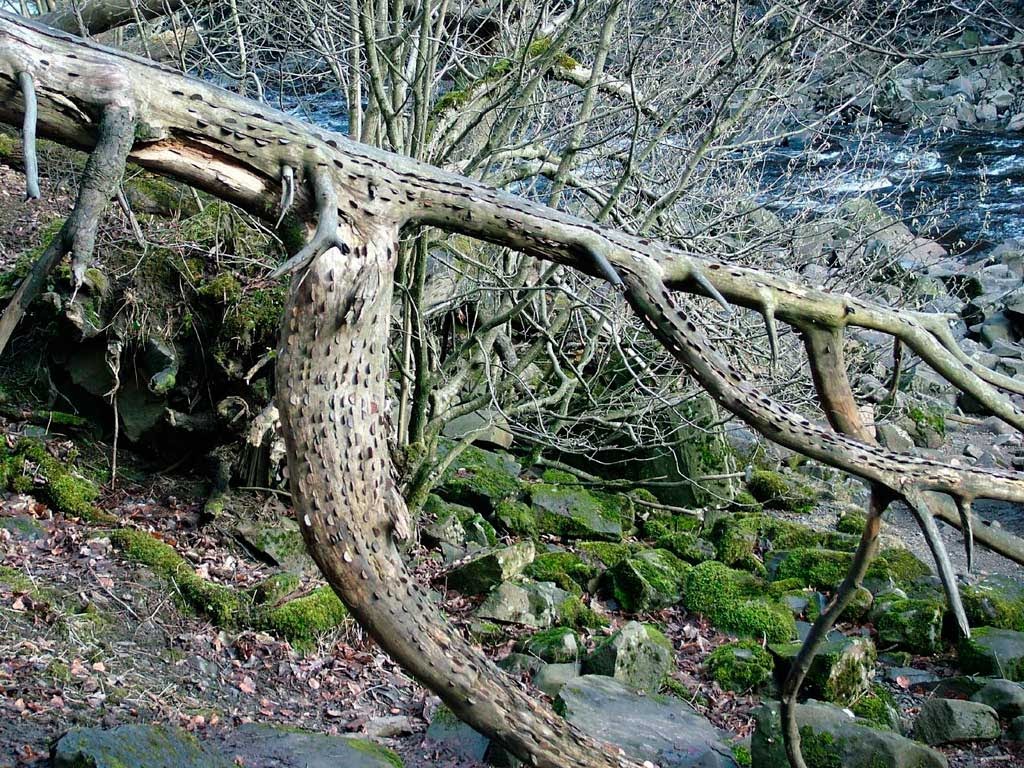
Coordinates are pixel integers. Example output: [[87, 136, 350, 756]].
[[275, 222, 634, 768]]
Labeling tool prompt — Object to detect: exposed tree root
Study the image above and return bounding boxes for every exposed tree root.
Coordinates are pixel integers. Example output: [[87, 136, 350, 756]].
[[0, 104, 133, 354]]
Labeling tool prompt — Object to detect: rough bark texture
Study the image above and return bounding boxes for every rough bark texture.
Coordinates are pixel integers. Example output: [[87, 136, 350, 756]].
[[275, 222, 632, 767], [5, 14, 1024, 768]]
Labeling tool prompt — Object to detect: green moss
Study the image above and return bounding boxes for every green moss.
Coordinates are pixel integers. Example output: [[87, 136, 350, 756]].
[[798, 727, 843, 768], [515, 626, 579, 662], [540, 468, 579, 484], [255, 572, 302, 604], [557, 595, 608, 629], [908, 405, 945, 437], [869, 547, 932, 587], [0, 131, 15, 158], [732, 744, 752, 768], [772, 549, 851, 590], [527, 37, 552, 57], [851, 684, 899, 730], [684, 561, 794, 642], [0, 564, 35, 594], [836, 510, 868, 535], [642, 513, 700, 540], [109, 528, 242, 626], [961, 578, 1024, 631], [525, 552, 595, 594], [875, 598, 945, 654], [579, 541, 638, 567], [604, 549, 690, 613], [198, 273, 243, 303], [434, 89, 471, 114], [125, 172, 196, 216], [554, 53, 579, 68], [438, 445, 522, 513], [259, 586, 349, 650], [1, 438, 110, 522], [494, 499, 538, 538], [746, 470, 818, 513], [653, 531, 712, 564], [730, 490, 763, 513], [707, 640, 774, 692], [346, 738, 404, 768]]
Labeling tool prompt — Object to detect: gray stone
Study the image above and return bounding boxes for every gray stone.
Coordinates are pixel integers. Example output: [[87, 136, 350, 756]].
[[534, 662, 580, 697], [914, 698, 1001, 745], [217, 724, 403, 767], [752, 700, 947, 768], [442, 408, 513, 450], [876, 423, 915, 453], [236, 517, 311, 573], [425, 707, 489, 762], [769, 636, 875, 706], [476, 579, 571, 627], [883, 666, 941, 693], [603, 549, 688, 612], [1009, 715, 1024, 741], [53, 725, 230, 768], [971, 678, 1024, 719], [960, 627, 1024, 681], [117, 381, 167, 442], [515, 627, 579, 663], [556, 675, 737, 767], [445, 541, 535, 595], [582, 621, 673, 692], [0, 513, 47, 541], [529, 484, 624, 541]]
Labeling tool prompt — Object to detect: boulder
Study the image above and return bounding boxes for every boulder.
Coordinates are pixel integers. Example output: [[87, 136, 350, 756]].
[[53, 725, 229, 768], [752, 700, 947, 768], [582, 621, 673, 692], [534, 662, 580, 697], [425, 706, 489, 762], [876, 598, 946, 655], [556, 675, 737, 767], [913, 698, 1001, 745], [476, 579, 572, 627], [529, 483, 626, 541], [770, 636, 875, 706], [442, 408, 514, 449], [236, 517, 312, 573], [970, 678, 1024, 719], [445, 541, 535, 595], [437, 443, 522, 514], [1009, 715, 1024, 741], [215, 723, 403, 767], [420, 495, 468, 549], [960, 574, 1024, 632], [514, 626, 580, 663], [602, 548, 689, 612], [959, 627, 1024, 681], [706, 640, 774, 693]]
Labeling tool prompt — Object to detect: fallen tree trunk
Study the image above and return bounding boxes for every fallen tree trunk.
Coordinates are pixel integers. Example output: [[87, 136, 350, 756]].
[[4, 14, 1024, 768]]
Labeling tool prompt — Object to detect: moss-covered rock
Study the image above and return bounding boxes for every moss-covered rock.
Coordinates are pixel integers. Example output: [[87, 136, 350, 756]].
[[578, 541, 639, 567], [641, 513, 700, 540], [437, 444, 522, 514], [445, 541, 535, 595], [420, 494, 468, 549], [746, 470, 818, 513], [259, 586, 349, 649], [770, 549, 850, 590], [851, 684, 900, 730], [514, 626, 580, 663], [961, 575, 1024, 632], [876, 597, 946, 655], [524, 552, 595, 595], [706, 640, 774, 692], [683, 561, 796, 642], [582, 621, 672, 692], [529, 483, 630, 541], [557, 595, 609, 630], [771, 636, 876, 706], [836, 509, 868, 535], [651, 530, 715, 564], [602, 548, 690, 613], [1, 438, 110, 522], [958, 627, 1024, 681], [53, 724, 230, 768], [493, 498, 537, 538], [109, 528, 242, 626]]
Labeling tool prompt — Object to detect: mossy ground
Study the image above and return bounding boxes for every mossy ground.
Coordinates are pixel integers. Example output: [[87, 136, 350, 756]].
[[706, 640, 774, 692], [0, 438, 111, 522], [109, 528, 243, 626], [258, 586, 350, 651]]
